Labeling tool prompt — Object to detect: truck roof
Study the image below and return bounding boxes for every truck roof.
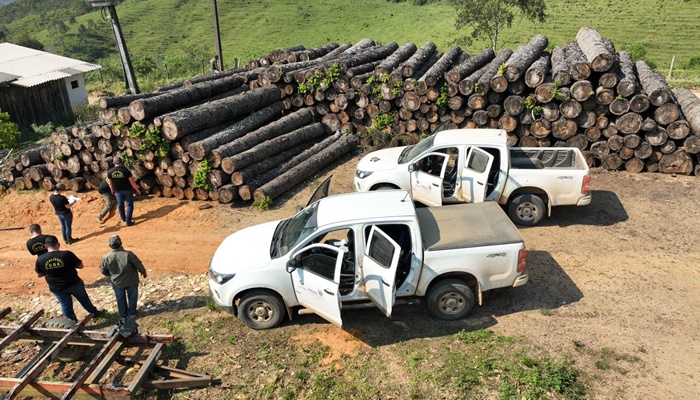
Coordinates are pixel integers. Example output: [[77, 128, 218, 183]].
[[316, 190, 416, 226], [434, 128, 508, 147]]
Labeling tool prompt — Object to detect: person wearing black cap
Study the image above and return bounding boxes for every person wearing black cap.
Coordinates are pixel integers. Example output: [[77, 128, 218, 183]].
[[26, 224, 49, 256], [50, 183, 79, 244], [107, 157, 141, 226], [35, 235, 101, 322], [100, 235, 147, 321]]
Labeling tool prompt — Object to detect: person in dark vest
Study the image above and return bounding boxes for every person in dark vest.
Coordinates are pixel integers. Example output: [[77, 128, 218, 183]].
[[107, 157, 141, 226], [50, 183, 79, 244], [26, 224, 49, 256], [97, 178, 117, 224], [35, 235, 101, 322], [100, 235, 147, 321]]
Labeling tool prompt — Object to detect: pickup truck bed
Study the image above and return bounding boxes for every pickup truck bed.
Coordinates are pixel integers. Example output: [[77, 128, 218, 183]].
[[416, 202, 523, 251]]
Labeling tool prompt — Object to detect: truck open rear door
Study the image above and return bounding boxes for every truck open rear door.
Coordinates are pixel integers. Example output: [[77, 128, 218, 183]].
[[289, 244, 343, 327], [461, 147, 494, 203], [361, 226, 401, 317], [410, 153, 448, 206]]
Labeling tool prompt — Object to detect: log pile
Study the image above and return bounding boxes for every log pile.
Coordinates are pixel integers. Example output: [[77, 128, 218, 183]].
[[3, 26, 700, 206]]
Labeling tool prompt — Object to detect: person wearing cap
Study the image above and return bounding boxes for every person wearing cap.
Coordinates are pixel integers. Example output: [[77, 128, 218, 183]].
[[97, 178, 116, 224], [50, 183, 79, 244], [26, 224, 49, 256], [35, 235, 101, 322], [107, 157, 141, 227], [100, 235, 147, 320]]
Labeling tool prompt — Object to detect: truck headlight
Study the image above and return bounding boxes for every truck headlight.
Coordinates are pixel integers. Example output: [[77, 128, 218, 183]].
[[355, 170, 373, 179], [209, 270, 236, 285]]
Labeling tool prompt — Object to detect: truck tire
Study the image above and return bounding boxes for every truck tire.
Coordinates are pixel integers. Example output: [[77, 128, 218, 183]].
[[42, 317, 88, 362], [508, 194, 546, 226], [238, 290, 285, 330], [373, 184, 399, 191], [426, 279, 475, 321]]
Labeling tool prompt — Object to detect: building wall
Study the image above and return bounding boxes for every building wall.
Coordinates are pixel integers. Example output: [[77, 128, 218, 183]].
[[0, 80, 73, 130], [63, 74, 88, 107]]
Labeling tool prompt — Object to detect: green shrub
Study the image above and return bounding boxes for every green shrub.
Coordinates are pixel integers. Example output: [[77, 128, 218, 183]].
[[0, 108, 21, 149], [253, 196, 273, 211], [193, 158, 212, 191]]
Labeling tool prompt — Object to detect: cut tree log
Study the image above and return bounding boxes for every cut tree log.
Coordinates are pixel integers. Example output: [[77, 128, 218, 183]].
[[401, 42, 437, 77], [617, 51, 637, 97], [636, 61, 672, 106], [570, 80, 593, 101], [525, 52, 551, 88], [504, 34, 549, 82], [564, 41, 591, 80], [654, 103, 680, 125], [659, 150, 693, 175], [673, 88, 700, 135], [550, 46, 571, 85], [616, 112, 643, 134], [221, 122, 326, 174], [340, 42, 399, 69], [419, 46, 462, 87], [232, 141, 316, 187], [411, 50, 443, 81], [208, 107, 315, 167], [630, 94, 651, 113], [129, 74, 246, 121], [161, 86, 282, 141], [575, 26, 614, 72], [445, 48, 494, 83], [321, 43, 353, 60], [253, 134, 359, 202], [478, 48, 513, 94], [375, 42, 417, 76]]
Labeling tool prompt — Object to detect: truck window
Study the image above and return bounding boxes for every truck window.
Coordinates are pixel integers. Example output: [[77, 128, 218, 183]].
[[367, 233, 395, 268], [364, 224, 413, 288], [467, 150, 489, 173], [271, 202, 319, 258]]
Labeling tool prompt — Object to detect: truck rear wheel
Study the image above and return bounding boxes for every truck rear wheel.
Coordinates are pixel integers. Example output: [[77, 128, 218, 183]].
[[427, 279, 475, 321], [508, 194, 546, 226], [238, 290, 285, 330]]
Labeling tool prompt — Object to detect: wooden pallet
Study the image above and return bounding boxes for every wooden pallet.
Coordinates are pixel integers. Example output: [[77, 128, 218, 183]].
[[0, 307, 212, 399]]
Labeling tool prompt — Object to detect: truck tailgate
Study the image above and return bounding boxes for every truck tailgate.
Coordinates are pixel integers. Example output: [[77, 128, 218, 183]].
[[416, 202, 523, 250]]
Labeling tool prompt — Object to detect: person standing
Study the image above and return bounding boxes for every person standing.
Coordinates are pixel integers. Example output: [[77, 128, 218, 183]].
[[107, 157, 141, 226], [97, 178, 116, 224], [50, 183, 79, 244], [99, 235, 147, 321], [26, 224, 49, 256], [35, 235, 101, 322]]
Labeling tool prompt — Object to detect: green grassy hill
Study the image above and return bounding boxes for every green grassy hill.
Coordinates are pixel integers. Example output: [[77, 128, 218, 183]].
[[5, 0, 700, 90]]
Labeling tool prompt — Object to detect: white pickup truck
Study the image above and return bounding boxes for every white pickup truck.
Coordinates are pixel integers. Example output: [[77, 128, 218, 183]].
[[354, 128, 592, 225], [208, 179, 528, 330]]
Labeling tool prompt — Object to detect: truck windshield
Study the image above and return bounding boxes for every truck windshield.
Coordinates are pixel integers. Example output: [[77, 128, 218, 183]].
[[270, 202, 319, 258], [399, 133, 436, 164]]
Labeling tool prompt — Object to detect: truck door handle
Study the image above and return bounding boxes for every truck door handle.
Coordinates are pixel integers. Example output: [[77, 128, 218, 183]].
[[432, 183, 439, 187], [477, 181, 484, 185], [324, 289, 335, 296], [381, 279, 389, 287]]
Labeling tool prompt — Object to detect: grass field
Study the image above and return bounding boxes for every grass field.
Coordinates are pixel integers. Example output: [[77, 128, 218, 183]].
[[12, 0, 700, 90]]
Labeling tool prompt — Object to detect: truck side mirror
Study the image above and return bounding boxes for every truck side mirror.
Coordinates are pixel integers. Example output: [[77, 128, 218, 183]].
[[286, 258, 298, 273], [408, 163, 416, 172], [295, 205, 303, 213]]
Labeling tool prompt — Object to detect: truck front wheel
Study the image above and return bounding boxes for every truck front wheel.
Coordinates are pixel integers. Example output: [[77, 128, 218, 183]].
[[427, 279, 475, 321], [238, 291, 285, 330], [508, 194, 546, 226]]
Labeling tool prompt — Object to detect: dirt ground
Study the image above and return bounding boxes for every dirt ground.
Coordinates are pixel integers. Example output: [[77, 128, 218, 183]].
[[1, 153, 700, 398]]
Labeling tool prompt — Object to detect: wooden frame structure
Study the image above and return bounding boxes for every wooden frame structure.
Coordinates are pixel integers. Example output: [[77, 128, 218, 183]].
[[0, 308, 211, 399]]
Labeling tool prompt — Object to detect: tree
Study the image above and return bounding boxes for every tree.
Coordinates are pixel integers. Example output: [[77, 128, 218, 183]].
[[14, 34, 44, 51], [0, 109, 21, 150], [449, 0, 547, 51]]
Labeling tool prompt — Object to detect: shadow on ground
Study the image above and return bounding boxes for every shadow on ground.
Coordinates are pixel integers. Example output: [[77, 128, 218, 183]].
[[536, 189, 628, 228]]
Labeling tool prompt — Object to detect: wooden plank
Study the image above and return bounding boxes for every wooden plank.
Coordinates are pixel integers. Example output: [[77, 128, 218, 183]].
[[0, 310, 44, 351], [147, 377, 213, 390], [0, 308, 10, 319], [6, 315, 92, 399], [127, 343, 163, 393], [0, 378, 130, 399], [0, 327, 174, 344], [85, 340, 126, 385], [61, 334, 124, 400]]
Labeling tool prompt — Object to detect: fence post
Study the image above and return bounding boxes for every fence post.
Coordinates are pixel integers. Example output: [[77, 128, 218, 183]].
[[668, 56, 675, 80]]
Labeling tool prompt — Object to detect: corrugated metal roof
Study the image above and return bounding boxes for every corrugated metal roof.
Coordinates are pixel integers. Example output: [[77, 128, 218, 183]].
[[0, 43, 101, 88], [0, 72, 19, 85]]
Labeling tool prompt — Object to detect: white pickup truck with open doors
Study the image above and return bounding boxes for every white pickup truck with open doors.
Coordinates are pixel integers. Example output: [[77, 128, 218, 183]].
[[353, 127, 592, 226], [208, 177, 528, 330]]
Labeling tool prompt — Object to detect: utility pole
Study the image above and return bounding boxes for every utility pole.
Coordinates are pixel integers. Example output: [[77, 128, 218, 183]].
[[85, 1, 139, 94], [212, 0, 224, 71]]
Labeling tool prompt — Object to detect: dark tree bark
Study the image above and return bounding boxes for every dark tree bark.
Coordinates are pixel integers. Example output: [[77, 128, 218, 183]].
[[525, 52, 551, 88], [659, 150, 693, 175], [550, 46, 571, 86], [504, 95, 524, 116], [564, 41, 591, 80], [504, 34, 549, 82], [20, 146, 46, 167], [411, 50, 443, 81], [636, 61, 672, 106], [339, 42, 399, 69], [321, 43, 353, 60], [673, 88, 700, 135], [375, 42, 417, 76], [479, 48, 513, 94], [616, 51, 637, 97], [576, 26, 614, 72], [221, 122, 326, 174], [161, 86, 282, 141], [217, 184, 240, 204], [445, 49, 494, 83], [253, 134, 358, 202], [401, 42, 437, 78], [419, 46, 462, 87], [345, 60, 382, 78]]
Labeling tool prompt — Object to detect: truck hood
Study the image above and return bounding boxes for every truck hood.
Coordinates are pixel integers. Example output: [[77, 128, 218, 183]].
[[356, 146, 406, 172], [210, 220, 281, 274]]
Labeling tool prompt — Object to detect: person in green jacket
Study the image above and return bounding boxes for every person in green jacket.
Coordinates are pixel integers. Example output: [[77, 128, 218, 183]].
[[99, 235, 147, 321]]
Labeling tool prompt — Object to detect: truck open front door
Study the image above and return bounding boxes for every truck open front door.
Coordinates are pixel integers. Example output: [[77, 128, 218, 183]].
[[361, 226, 401, 317], [289, 244, 343, 327], [461, 147, 494, 203]]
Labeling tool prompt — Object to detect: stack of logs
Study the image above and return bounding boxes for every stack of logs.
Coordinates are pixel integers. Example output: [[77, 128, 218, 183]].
[[3, 26, 700, 205]]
